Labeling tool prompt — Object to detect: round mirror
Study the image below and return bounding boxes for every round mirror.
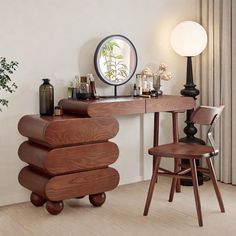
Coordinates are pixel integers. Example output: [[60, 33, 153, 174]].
[[94, 35, 138, 88]]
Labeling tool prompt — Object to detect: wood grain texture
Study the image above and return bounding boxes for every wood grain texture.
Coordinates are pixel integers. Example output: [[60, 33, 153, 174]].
[[18, 166, 48, 198], [45, 167, 119, 201], [18, 141, 119, 175], [18, 115, 119, 147], [59, 97, 146, 117], [18, 142, 49, 170], [146, 95, 195, 113], [59, 95, 195, 117], [148, 142, 215, 159], [191, 105, 225, 125], [18, 166, 119, 201]]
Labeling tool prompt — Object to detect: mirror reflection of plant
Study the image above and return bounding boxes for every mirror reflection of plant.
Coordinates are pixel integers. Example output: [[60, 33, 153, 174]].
[[101, 41, 128, 82], [0, 57, 18, 111]]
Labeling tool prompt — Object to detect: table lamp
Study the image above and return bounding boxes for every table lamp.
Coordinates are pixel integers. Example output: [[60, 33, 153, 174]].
[[170, 21, 207, 144]]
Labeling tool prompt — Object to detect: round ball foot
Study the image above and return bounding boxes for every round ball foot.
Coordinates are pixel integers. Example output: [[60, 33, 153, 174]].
[[30, 192, 46, 207], [46, 200, 64, 215], [89, 192, 106, 207]]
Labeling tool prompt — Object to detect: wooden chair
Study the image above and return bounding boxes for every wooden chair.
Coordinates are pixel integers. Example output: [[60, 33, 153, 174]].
[[143, 105, 225, 227]]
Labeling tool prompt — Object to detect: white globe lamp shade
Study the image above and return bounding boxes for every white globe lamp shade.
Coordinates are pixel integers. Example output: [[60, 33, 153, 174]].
[[170, 21, 207, 57]]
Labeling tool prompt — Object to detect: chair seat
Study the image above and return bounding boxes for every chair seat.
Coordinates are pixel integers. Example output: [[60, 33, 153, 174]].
[[148, 142, 217, 159]]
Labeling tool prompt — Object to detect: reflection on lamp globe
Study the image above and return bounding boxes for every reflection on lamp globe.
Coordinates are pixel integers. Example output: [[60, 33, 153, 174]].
[[170, 21, 207, 57]]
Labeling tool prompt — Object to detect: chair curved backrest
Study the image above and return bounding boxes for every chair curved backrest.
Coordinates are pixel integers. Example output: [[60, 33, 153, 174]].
[[191, 105, 225, 153], [191, 105, 225, 125]]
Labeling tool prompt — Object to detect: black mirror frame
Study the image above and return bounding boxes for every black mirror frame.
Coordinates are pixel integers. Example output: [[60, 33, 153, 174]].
[[94, 35, 138, 95]]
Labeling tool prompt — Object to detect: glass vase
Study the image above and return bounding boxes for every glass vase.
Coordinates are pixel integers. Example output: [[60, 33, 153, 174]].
[[39, 78, 54, 115], [153, 74, 163, 96]]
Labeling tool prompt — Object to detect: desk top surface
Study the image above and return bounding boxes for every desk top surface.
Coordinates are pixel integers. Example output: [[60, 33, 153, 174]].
[[59, 95, 195, 117]]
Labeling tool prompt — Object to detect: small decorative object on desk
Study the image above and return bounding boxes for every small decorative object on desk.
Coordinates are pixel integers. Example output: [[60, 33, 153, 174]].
[[54, 105, 63, 116], [141, 67, 155, 96], [67, 82, 73, 99], [87, 73, 97, 99], [71, 75, 79, 99], [133, 83, 138, 97], [135, 74, 142, 95], [154, 63, 173, 96], [77, 76, 90, 100], [39, 78, 54, 115]]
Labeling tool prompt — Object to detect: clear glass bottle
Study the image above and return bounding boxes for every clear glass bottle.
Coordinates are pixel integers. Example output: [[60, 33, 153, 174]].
[[136, 74, 142, 94], [67, 81, 73, 99], [72, 75, 79, 99], [142, 75, 150, 95], [39, 78, 54, 115], [153, 73, 163, 96]]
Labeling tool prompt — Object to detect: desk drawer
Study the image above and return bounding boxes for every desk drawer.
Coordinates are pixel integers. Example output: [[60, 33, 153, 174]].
[[19, 141, 119, 175]]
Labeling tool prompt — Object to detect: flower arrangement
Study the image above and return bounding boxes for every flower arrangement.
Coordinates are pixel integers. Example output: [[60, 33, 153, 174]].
[[139, 63, 173, 96], [157, 63, 172, 81], [141, 67, 153, 77], [0, 57, 18, 111]]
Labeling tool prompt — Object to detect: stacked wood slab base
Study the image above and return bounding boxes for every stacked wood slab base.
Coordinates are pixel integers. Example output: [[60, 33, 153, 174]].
[[18, 115, 119, 215]]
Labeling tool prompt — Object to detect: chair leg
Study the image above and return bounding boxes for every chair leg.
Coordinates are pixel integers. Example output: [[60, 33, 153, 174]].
[[176, 159, 181, 193], [206, 157, 225, 213], [190, 159, 203, 227], [169, 158, 180, 202], [169, 177, 177, 202], [143, 157, 161, 216], [171, 112, 181, 193]]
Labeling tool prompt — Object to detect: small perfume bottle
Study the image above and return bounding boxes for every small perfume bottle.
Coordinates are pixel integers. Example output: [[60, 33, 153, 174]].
[[72, 75, 79, 99], [133, 83, 138, 97], [67, 81, 73, 99], [77, 76, 90, 99], [87, 74, 97, 99], [54, 105, 63, 116]]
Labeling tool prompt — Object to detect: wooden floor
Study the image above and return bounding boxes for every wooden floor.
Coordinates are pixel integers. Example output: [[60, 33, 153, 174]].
[[1, 178, 236, 236]]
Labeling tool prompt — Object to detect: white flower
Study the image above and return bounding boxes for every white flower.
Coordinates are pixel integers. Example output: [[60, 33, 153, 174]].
[[141, 67, 153, 76], [158, 63, 172, 81], [159, 63, 168, 71]]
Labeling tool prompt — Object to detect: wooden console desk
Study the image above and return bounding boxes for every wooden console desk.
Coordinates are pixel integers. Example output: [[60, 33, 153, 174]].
[[18, 95, 194, 215], [58, 95, 194, 117]]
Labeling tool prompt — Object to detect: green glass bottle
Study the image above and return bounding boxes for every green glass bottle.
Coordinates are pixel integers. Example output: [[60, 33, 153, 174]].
[[39, 78, 54, 115]]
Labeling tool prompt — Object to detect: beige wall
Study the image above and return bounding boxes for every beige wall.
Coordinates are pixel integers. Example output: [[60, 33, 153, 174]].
[[0, 0, 197, 206]]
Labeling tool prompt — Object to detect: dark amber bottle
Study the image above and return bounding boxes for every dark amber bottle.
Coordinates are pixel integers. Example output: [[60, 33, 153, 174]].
[[39, 78, 54, 115]]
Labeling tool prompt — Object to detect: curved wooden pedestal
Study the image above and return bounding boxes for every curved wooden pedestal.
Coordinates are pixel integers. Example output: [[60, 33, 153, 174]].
[[18, 115, 119, 215], [19, 166, 119, 201]]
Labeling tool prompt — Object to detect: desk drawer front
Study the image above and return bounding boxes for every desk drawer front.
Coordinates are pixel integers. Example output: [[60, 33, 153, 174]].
[[19, 141, 119, 175]]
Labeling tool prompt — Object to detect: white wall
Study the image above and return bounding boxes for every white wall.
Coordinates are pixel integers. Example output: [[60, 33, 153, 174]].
[[0, 0, 197, 206]]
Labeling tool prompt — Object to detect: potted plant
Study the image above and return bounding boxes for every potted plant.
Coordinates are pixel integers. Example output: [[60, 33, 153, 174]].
[[0, 57, 18, 111], [101, 41, 128, 83]]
